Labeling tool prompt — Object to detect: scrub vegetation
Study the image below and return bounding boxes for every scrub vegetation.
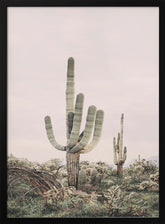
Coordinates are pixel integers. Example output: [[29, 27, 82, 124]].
[[7, 154, 159, 218]]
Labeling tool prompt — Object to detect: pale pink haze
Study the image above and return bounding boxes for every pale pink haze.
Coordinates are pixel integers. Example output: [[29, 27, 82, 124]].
[[8, 7, 159, 165]]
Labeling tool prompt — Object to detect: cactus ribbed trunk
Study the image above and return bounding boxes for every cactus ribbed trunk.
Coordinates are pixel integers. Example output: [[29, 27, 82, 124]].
[[117, 164, 123, 176], [66, 151, 80, 189]]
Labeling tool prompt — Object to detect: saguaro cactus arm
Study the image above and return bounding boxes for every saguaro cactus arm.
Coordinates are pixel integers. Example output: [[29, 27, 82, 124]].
[[66, 57, 75, 114], [66, 57, 75, 139], [80, 110, 104, 154], [44, 116, 66, 151], [67, 93, 84, 148], [117, 133, 120, 153], [69, 105, 96, 153], [113, 137, 118, 165], [67, 112, 74, 137], [120, 146, 127, 164], [78, 130, 84, 142]]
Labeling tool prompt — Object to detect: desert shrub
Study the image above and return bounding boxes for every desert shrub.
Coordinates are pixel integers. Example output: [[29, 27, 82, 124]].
[[74, 201, 108, 217], [83, 183, 94, 194], [139, 180, 159, 192], [99, 186, 152, 217], [8, 154, 34, 168], [41, 201, 60, 215], [96, 161, 107, 166], [61, 177, 68, 187], [43, 158, 63, 172], [106, 166, 113, 175], [7, 200, 28, 218], [148, 194, 159, 211], [122, 176, 133, 187], [61, 197, 84, 210], [8, 178, 42, 199], [41, 197, 95, 217], [80, 160, 90, 166], [107, 168, 117, 177], [7, 196, 43, 218], [99, 178, 115, 189]]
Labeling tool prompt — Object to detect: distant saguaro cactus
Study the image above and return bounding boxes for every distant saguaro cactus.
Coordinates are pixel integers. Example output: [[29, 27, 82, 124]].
[[113, 114, 127, 176], [44, 57, 104, 189]]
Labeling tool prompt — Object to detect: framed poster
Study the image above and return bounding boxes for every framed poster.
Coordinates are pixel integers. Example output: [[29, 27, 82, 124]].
[[0, 0, 163, 223]]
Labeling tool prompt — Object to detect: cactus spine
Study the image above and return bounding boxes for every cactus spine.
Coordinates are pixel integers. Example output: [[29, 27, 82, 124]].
[[113, 114, 127, 176], [44, 57, 104, 189]]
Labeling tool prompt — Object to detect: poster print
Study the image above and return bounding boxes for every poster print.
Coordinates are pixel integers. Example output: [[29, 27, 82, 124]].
[[1, 1, 160, 221]]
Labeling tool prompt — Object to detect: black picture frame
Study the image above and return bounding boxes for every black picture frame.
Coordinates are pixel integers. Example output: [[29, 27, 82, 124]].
[[0, 0, 164, 223]]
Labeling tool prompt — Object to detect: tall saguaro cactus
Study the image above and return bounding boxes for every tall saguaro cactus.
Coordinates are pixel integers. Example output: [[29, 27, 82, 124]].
[[44, 57, 104, 189], [113, 114, 127, 176]]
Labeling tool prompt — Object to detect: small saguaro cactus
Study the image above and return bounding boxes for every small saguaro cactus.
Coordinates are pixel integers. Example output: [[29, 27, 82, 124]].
[[90, 168, 98, 185], [113, 114, 127, 176], [44, 57, 104, 189], [78, 169, 86, 190]]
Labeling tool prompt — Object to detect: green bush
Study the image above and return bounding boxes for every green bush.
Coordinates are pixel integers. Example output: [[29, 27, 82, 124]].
[[7, 196, 43, 218], [148, 195, 159, 210], [7, 200, 28, 218], [78, 201, 107, 217]]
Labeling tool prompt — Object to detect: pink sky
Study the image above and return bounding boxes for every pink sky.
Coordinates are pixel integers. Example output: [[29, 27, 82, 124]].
[[8, 7, 159, 165]]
